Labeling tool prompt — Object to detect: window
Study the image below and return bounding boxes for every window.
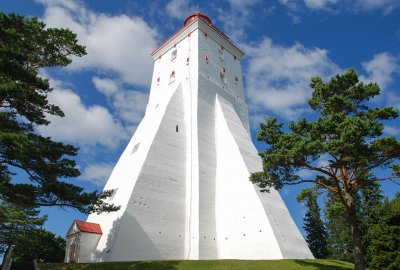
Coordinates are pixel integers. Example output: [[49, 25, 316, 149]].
[[220, 68, 226, 84], [131, 143, 140, 154], [171, 49, 177, 61], [170, 70, 175, 84], [219, 49, 224, 60], [176, 125, 179, 132]]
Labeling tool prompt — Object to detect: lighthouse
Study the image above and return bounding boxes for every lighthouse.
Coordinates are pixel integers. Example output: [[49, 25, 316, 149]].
[[65, 11, 313, 262]]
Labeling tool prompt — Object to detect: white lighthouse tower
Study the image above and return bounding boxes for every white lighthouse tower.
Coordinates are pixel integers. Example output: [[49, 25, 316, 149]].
[[65, 11, 313, 262]]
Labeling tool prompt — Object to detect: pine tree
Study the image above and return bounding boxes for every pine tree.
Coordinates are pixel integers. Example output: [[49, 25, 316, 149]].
[[366, 193, 400, 270], [251, 69, 400, 270], [325, 191, 354, 262], [324, 179, 385, 264], [0, 13, 119, 214], [0, 201, 46, 270], [296, 188, 328, 258]]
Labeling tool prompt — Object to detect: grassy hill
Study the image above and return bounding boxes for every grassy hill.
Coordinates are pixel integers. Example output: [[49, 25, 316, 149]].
[[38, 259, 355, 270]]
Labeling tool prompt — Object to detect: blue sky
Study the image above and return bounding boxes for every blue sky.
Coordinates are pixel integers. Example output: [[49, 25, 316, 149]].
[[2, 0, 400, 240]]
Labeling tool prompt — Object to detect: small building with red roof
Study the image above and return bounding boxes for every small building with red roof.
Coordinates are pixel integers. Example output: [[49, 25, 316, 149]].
[[64, 220, 103, 263]]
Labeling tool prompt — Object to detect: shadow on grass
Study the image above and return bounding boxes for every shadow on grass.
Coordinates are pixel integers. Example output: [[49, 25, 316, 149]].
[[294, 260, 353, 270], [39, 260, 181, 270], [129, 260, 180, 270]]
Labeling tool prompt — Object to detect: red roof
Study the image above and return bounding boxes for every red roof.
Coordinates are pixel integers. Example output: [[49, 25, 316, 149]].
[[74, 220, 102, 235], [184, 11, 212, 26], [151, 11, 244, 57]]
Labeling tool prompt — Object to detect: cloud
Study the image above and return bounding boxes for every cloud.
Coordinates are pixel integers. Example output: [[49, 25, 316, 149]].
[[92, 77, 119, 97], [226, 0, 261, 8], [37, 79, 127, 148], [212, 0, 263, 42], [280, 0, 400, 16], [386, 92, 400, 109], [112, 90, 148, 125], [355, 0, 400, 14], [304, 0, 341, 10], [244, 37, 340, 119], [166, 0, 195, 20], [92, 76, 148, 126], [384, 126, 400, 136], [80, 162, 115, 186], [37, 0, 158, 86], [360, 52, 399, 90]]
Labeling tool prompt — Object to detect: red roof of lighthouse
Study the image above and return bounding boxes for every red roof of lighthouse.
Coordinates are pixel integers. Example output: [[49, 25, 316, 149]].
[[74, 220, 102, 234], [151, 11, 244, 57], [184, 11, 212, 26]]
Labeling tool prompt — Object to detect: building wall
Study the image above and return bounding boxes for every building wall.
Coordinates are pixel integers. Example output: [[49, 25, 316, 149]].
[[82, 18, 313, 262]]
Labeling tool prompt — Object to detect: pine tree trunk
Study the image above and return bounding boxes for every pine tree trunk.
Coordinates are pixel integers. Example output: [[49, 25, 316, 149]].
[[1, 245, 13, 270], [348, 206, 365, 270]]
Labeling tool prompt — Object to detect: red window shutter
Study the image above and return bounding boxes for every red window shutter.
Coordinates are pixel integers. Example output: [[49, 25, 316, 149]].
[[157, 77, 160, 82], [173, 44, 176, 48], [187, 57, 190, 62], [171, 70, 175, 76], [204, 55, 208, 61]]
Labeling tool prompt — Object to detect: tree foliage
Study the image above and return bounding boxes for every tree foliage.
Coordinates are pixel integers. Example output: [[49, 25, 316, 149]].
[[0, 13, 119, 214], [296, 188, 328, 259], [0, 201, 46, 270], [0, 202, 46, 254], [12, 228, 65, 264], [365, 193, 400, 270], [324, 191, 354, 262], [251, 69, 400, 270]]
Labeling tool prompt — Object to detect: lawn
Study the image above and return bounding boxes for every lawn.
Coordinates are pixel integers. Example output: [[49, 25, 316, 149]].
[[39, 259, 355, 270]]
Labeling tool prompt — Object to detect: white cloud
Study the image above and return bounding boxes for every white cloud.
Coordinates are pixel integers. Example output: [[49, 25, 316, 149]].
[[38, 79, 127, 148], [37, 0, 158, 86], [166, 0, 195, 20], [304, 0, 341, 10], [91, 76, 148, 126], [92, 77, 119, 97], [384, 126, 400, 136], [112, 90, 148, 125], [81, 162, 115, 186], [280, 0, 399, 15], [226, 0, 261, 8], [244, 37, 340, 119], [213, 0, 263, 42], [387, 92, 400, 109], [360, 52, 399, 90], [355, 0, 400, 14], [297, 169, 314, 179]]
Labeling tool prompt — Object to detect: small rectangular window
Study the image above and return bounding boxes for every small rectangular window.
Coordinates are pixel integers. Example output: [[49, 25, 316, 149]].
[[170, 74, 175, 84], [131, 143, 140, 154], [176, 125, 179, 132], [220, 72, 226, 84], [219, 49, 224, 61], [171, 49, 177, 61]]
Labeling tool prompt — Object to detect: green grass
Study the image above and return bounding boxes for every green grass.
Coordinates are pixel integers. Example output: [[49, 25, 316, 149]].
[[38, 259, 355, 270]]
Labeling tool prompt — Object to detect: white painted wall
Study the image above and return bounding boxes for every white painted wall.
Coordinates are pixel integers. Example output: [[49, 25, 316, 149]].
[[79, 15, 313, 262]]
